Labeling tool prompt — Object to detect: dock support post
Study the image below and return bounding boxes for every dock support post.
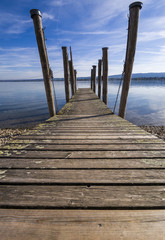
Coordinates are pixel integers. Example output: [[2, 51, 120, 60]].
[[69, 47, 75, 96], [119, 2, 143, 118], [92, 65, 96, 93], [69, 60, 75, 96], [30, 9, 55, 117], [98, 59, 102, 99], [74, 70, 77, 92], [62, 47, 70, 102], [102, 47, 108, 105], [91, 69, 93, 89]]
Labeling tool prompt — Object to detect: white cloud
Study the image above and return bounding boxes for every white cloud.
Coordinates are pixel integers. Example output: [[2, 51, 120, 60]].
[[139, 31, 165, 42], [0, 45, 64, 80], [42, 12, 55, 20], [60, 30, 122, 35], [0, 12, 31, 34]]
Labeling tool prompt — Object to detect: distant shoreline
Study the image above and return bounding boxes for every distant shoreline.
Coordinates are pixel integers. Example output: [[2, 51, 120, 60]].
[[1, 77, 165, 82]]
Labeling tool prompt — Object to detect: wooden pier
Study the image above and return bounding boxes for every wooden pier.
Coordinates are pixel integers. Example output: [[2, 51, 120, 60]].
[[0, 88, 165, 239]]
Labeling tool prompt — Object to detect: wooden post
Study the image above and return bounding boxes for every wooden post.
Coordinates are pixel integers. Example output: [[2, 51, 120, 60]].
[[102, 47, 108, 105], [69, 60, 75, 96], [91, 69, 93, 89], [69, 47, 76, 95], [30, 9, 55, 117], [62, 47, 70, 102], [92, 65, 96, 93], [98, 59, 102, 99], [119, 2, 143, 118], [74, 70, 77, 92]]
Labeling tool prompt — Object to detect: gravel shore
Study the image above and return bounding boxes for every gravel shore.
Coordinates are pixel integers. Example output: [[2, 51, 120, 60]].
[[0, 129, 29, 146], [139, 126, 165, 141], [0, 126, 165, 146]]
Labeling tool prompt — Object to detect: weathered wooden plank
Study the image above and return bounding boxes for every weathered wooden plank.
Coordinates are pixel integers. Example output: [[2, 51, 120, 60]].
[[0, 158, 165, 169], [41, 128, 148, 133], [42, 125, 138, 129], [0, 169, 165, 184], [34, 126, 144, 130], [0, 209, 165, 240], [18, 135, 157, 139], [47, 122, 136, 127], [48, 118, 134, 123], [0, 150, 164, 159], [2, 143, 165, 151], [0, 185, 165, 207], [11, 138, 163, 144], [22, 131, 151, 136]]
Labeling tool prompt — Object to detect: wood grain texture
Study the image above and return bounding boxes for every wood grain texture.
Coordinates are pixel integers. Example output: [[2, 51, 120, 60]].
[[0, 169, 165, 184], [0, 185, 165, 208], [2, 143, 165, 151], [0, 209, 165, 240], [0, 158, 165, 169], [11, 138, 163, 144], [0, 150, 164, 159]]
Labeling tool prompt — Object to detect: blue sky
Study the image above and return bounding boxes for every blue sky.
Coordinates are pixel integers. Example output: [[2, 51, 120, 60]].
[[0, 0, 165, 79]]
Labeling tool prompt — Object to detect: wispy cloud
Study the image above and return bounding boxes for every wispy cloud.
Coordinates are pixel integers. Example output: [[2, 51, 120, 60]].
[[139, 31, 165, 42], [0, 47, 41, 79], [60, 30, 122, 35], [42, 12, 55, 20], [0, 45, 63, 79], [49, 0, 75, 7], [0, 12, 31, 35]]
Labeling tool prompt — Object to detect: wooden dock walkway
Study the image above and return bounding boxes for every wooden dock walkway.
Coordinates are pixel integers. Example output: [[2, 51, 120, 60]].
[[0, 88, 165, 239]]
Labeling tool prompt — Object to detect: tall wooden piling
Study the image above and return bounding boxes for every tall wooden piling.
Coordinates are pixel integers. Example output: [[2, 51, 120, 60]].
[[69, 47, 76, 94], [91, 69, 93, 89], [69, 60, 75, 96], [74, 70, 77, 92], [30, 9, 55, 117], [119, 2, 143, 118], [98, 59, 102, 99], [102, 47, 108, 105], [62, 47, 70, 102], [92, 65, 96, 93]]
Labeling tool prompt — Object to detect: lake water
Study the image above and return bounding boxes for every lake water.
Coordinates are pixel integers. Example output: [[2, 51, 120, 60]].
[[0, 79, 165, 128]]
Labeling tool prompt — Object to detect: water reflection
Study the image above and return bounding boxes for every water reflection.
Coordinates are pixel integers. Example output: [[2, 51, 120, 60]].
[[0, 80, 164, 128]]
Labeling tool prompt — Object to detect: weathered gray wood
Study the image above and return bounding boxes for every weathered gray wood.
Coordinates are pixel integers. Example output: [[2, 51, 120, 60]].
[[69, 47, 76, 95], [10, 138, 164, 145], [92, 65, 96, 93], [0, 209, 164, 240], [69, 60, 75, 96], [2, 143, 165, 151], [62, 46, 70, 102], [119, 2, 143, 118], [23, 130, 152, 136], [91, 69, 93, 89], [0, 157, 165, 169], [18, 135, 157, 139], [34, 126, 148, 130], [0, 150, 164, 159], [102, 48, 108, 104], [98, 59, 102, 99], [0, 185, 165, 208], [30, 9, 55, 117], [1, 169, 165, 184], [74, 70, 77, 92]]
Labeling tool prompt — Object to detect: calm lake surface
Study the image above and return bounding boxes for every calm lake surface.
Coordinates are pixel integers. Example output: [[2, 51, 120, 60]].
[[0, 80, 165, 128]]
